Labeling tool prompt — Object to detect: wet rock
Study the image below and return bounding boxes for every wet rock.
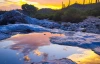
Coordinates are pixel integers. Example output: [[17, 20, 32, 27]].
[[61, 17, 100, 34], [50, 32, 100, 55], [0, 24, 50, 33], [0, 10, 100, 34], [0, 32, 11, 40], [0, 10, 27, 25], [0, 10, 61, 29], [31, 58, 76, 64], [0, 24, 51, 40]]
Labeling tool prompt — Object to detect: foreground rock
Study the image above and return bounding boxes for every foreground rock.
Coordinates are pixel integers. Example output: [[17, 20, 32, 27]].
[[31, 58, 76, 64], [0, 10, 100, 34], [0, 32, 11, 40], [0, 24, 50, 40], [61, 17, 100, 34], [0, 10, 61, 28], [50, 32, 100, 55]]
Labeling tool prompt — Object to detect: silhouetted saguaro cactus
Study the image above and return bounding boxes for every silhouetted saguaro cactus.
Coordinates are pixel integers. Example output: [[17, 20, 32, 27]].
[[83, 0, 85, 5], [68, 0, 70, 6], [89, 0, 93, 4], [96, 0, 100, 3], [89, 0, 90, 3], [62, 2, 65, 8], [91, 0, 92, 3], [98, 0, 100, 2], [96, 0, 98, 3]]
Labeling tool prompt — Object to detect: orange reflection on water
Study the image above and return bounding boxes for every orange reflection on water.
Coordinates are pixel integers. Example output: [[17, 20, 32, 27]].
[[33, 49, 43, 56], [68, 49, 100, 64], [9, 32, 64, 46], [7, 32, 64, 55], [24, 55, 30, 62]]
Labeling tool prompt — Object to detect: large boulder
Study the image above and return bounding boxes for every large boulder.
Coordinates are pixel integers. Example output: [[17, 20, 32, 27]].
[[0, 10, 61, 29], [50, 32, 100, 55], [61, 17, 100, 34], [32, 58, 76, 64], [0, 24, 51, 40], [0, 10, 27, 25]]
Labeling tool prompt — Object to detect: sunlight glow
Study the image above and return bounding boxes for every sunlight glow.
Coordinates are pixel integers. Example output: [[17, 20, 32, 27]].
[[33, 49, 43, 56], [0, 0, 97, 11], [19, 0, 26, 5], [68, 49, 100, 64]]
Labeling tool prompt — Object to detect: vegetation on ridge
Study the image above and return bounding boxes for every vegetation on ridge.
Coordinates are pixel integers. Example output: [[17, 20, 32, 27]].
[[1, 2, 100, 23]]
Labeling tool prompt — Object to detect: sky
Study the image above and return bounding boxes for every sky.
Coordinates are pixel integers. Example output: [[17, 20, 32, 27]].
[[0, 0, 96, 10]]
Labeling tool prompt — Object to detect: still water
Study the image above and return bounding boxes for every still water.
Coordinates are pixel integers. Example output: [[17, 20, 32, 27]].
[[0, 32, 100, 64]]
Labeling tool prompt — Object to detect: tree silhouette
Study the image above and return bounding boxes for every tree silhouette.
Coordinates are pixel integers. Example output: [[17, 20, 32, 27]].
[[22, 4, 38, 16]]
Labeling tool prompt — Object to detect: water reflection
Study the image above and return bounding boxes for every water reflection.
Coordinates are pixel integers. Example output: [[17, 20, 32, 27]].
[[7, 32, 65, 63], [68, 49, 100, 64], [51, 32, 100, 55], [0, 32, 100, 64], [8, 32, 64, 55]]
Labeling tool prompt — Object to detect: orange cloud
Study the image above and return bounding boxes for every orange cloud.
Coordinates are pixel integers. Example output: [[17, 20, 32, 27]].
[[26, 0, 96, 9], [0, 2, 21, 10], [28, 0, 63, 5], [0, 0, 96, 10]]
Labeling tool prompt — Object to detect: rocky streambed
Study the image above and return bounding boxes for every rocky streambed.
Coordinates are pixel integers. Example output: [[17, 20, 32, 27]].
[[0, 10, 100, 64]]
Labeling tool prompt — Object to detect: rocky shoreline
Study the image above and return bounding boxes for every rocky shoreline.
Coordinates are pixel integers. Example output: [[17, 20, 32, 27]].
[[0, 10, 100, 34], [0, 10, 100, 64]]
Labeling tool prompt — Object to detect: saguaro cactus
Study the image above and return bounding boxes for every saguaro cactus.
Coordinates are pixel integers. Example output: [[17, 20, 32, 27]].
[[96, 0, 100, 3], [83, 0, 85, 5], [68, 0, 70, 6]]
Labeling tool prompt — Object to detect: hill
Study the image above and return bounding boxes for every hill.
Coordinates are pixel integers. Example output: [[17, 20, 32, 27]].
[[29, 3, 100, 23], [0, 10, 100, 34]]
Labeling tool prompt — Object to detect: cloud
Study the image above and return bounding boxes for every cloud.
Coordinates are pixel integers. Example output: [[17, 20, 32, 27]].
[[26, 0, 66, 9], [0, 0, 22, 10], [0, 0, 96, 10], [5, 0, 20, 2], [0, 3, 21, 10], [0, 0, 4, 3], [27, 0, 64, 6]]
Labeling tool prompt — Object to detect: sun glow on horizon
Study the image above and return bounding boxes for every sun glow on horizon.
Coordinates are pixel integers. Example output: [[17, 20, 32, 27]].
[[0, 0, 96, 10], [19, 0, 26, 5]]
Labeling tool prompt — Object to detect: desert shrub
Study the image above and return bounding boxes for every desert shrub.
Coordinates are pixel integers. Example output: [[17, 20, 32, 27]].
[[22, 4, 38, 17], [61, 8, 86, 23], [35, 13, 54, 20], [53, 11, 63, 21], [86, 6, 100, 16]]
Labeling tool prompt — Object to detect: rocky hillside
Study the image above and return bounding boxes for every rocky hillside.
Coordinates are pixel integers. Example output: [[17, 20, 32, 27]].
[[61, 17, 100, 34], [0, 10, 100, 36]]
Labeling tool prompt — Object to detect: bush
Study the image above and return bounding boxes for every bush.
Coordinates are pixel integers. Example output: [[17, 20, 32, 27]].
[[53, 11, 63, 21], [86, 6, 100, 16], [22, 4, 38, 17], [61, 8, 86, 23], [35, 13, 54, 20]]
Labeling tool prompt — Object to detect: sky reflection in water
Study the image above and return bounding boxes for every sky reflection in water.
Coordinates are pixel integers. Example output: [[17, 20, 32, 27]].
[[0, 32, 100, 64]]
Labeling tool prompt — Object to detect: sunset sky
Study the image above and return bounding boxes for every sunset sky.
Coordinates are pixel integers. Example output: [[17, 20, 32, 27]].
[[0, 0, 96, 10]]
